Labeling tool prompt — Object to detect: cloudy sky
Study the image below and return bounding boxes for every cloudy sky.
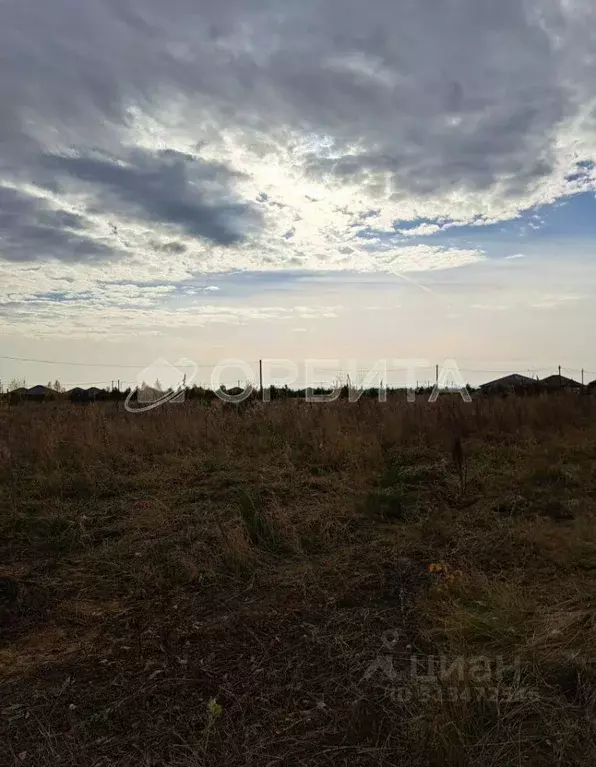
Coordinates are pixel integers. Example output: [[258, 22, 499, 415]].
[[2, 0, 596, 389]]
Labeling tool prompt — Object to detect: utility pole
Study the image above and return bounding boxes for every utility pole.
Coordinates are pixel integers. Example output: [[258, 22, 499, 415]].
[[558, 365, 561, 379], [117, 379, 120, 391], [111, 380, 114, 391], [582, 369, 584, 386], [435, 364, 439, 387], [259, 359, 263, 396]]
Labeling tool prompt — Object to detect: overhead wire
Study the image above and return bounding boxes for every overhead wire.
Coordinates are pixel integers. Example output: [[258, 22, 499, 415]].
[[2, 355, 594, 384]]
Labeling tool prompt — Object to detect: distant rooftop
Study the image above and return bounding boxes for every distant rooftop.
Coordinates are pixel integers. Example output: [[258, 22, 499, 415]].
[[26, 384, 56, 395], [480, 373, 538, 389], [540, 374, 582, 387]]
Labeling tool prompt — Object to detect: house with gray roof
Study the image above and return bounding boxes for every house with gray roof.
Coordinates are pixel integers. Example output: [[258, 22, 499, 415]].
[[479, 373, 539, 394]]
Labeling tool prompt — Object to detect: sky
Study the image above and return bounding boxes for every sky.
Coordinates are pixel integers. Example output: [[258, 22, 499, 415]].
[[1, 0, 596, 389]]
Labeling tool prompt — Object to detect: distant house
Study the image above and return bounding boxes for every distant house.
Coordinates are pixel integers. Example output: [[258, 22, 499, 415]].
[[66, 386, 108, 403], [66, 387, 87, 403], [586, 379, 596, 393], [25, 385, 56, 401], [480, 373, 539, 395], [539, 374, 583, 391]]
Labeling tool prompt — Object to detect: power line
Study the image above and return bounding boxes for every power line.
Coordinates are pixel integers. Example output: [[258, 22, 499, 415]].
[[562, 367, 596, 375], [459, 368, 546, 374], [1, 354, 594, 379], [60, 381, 123, 387], [0, 355, 224, 369]]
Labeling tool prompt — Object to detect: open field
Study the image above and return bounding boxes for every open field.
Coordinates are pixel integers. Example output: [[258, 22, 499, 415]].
[[2, 395, 596, 766]]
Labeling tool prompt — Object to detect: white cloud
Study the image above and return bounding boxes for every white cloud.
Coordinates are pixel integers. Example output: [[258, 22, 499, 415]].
[[398, 223, 443, 237], [0, 301, 341, 337], [2, 0, 596, 338], [529, 292, 585, 308]]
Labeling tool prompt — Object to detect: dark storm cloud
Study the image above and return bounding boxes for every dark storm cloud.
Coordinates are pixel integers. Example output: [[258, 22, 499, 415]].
[[0, 186, 111, 263], [0, 0, 595, 264], [42, 149, 262, 245], [0, 0, 568, 162]]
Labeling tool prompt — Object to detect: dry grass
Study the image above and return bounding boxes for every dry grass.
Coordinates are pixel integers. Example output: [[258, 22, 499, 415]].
[[1, 394, 596, 765]]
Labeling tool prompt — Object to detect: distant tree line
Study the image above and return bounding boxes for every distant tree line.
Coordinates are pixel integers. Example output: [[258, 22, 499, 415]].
[[1, 381, 471, 405], [2, 378, 594, 406]]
